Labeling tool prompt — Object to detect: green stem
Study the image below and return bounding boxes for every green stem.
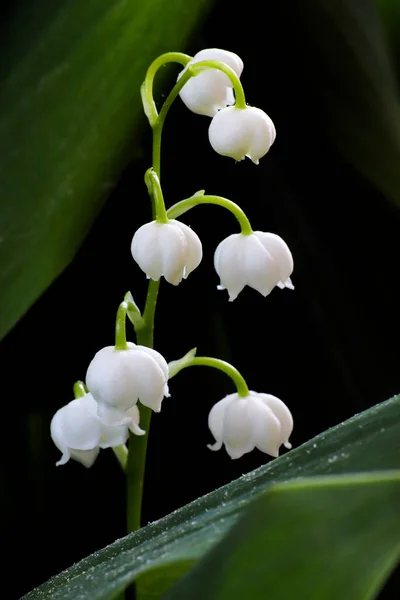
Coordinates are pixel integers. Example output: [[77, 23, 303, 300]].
[[127, 49, 227, 532], [190, 59, 246, 109], [173, 356, 250, 397], [152, 59, 246, 179], [115, 302, 129, 350], [167, 194, 253, 235], [145, 168, 168, 223], [126, 281, 160, 532], [73, 381, 86, 399], [124, 291, 146, 333], [141, 52, 192, 126]]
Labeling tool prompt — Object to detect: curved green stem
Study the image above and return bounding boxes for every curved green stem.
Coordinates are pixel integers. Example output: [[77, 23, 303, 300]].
[[127, 52, 245, 533], [141, 52, 192, 126], [124, 291, 146, 333], [115, 302, 129, 350], [190, 59, 246, 108], [145, 168, 168, 223], [171, 356, 250, 397], [152, 59, 246, 179], [167, 194, 253, 235]]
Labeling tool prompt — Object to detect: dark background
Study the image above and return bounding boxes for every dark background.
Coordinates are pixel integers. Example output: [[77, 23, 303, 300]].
[[1, 1, 399, 598]]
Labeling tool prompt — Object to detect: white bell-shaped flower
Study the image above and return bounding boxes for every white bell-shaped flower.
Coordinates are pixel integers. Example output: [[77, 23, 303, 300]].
[[214, 231, 294, 301], [208, 391, 293, 459], [50, 393, 143, 468], [86, 342, 169, 422], [208, 105, 276, 164], [131, 219, 202, 285], [178, 48, 244, 117]]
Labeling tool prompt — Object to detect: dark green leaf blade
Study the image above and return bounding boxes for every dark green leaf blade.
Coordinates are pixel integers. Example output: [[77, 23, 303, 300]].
[[0, 0, 211, 340], [164, 472, 400, 600], [286, 0, 400, 205], [23, 394, 400, 600]]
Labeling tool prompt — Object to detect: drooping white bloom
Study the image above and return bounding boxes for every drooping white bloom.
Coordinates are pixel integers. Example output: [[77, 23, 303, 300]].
[[50, 393, 144, 468], [214, 231, 294, 301], [208, 391, 293, 459], [86, 342, 169, 421], [178, 48, 244, 117], [209, 105, 276, 164], [131, 219, 202, 285]]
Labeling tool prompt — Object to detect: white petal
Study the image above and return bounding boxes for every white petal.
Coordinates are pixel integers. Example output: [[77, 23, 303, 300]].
[[209, 106, 275, 163], [125, 405, 146, 436], [97, 402, 133, 426], [51, 408, 69, 458], [50, 395, 101, 452], [207, 440, 223, 452], [156, 223, 187, 285], [87, 346, 141, 412], [133, 354, 168, 412], [224, 441, 255, 460], [55, 449, 70, 467], [209, 107, 251, 161], [256, 393, 293, 449], [250, 398, 282, 457], [171, 220, 203, 278], [136, 345, 169, 379], [136, 345, 170, 397], [214, 234, 246, 301], [69, 448, 100, 468], [282, 276, 295, 290], [214, 234, 282, 300], [98, 422, 129, 449], [179, 69, 234, 117], [192, 49, 243, 78], [131, 222, 190, 285], [131, 222, 163, 281], [222, 396, 255, 457], [243, 107, 276, 164], [208, 393, 235, 447], [253, 232, 293, 284], [239, 235, 281, 297], [87, 345, 169, 415], [178, 49, 243, 117]]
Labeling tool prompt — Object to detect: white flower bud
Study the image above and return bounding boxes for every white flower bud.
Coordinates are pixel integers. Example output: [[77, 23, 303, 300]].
[[208, 391, 293, 459], [178, 48, 243, 117], [214, 231, 294, 301], [131, 220, 202, 285], [208, 105, 276, 164], [50, 393, 135, 468], [86, 342, 169, 420]]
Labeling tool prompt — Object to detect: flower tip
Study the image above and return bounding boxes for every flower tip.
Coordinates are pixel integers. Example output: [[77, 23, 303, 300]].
[[207, 441, 222, 452], [130, 423, 146, 436], [284, 441, 292, 450]]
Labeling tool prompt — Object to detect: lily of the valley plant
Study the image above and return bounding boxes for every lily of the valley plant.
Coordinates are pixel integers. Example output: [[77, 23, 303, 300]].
[[51, 48, 294, 535]]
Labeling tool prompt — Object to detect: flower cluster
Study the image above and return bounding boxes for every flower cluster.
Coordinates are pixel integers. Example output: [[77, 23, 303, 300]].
[[178, 49, 276, 164], [51, 342, 169, 467], [51, 47, 294, 469]]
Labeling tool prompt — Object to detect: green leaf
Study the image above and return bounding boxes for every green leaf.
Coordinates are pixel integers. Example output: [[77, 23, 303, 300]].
[[0, 0, 211, 340], [291, 0, 400, 205], [164, 472, 400, 600], [23, 394, 400, 600]]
